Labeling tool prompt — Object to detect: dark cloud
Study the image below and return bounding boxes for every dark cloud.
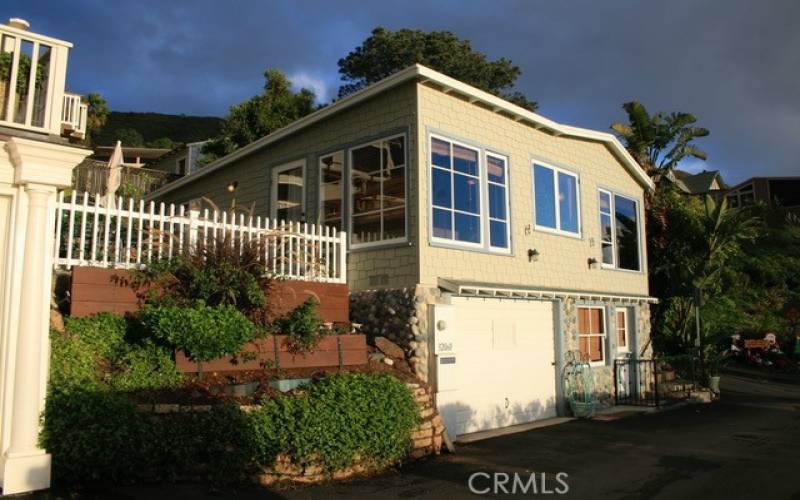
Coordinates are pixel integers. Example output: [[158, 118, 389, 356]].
[[6, 0, 798, 182]]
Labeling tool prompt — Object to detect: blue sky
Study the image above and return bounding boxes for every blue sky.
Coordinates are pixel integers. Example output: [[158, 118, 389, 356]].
[[6, 0, 799, 184]]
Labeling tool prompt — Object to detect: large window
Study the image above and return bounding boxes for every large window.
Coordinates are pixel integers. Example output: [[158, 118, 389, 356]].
[[429, 135, 510, 251], [598, 190, 641, 271], [533, 163, 580, 236], [319, 151, 343, 231], [578, 307, 606, 365], [350, 135, 406, 246]]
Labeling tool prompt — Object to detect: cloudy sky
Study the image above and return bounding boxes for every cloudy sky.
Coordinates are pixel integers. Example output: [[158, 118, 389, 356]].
[[7, 0, 798, 183]]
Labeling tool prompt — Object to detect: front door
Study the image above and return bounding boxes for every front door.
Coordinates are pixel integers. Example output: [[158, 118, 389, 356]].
[[271, 161, 305, 222]]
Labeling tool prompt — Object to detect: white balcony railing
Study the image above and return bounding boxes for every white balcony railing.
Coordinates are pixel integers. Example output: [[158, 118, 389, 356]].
[[0, 19, 79, 138], [61, 92, 87, 138]]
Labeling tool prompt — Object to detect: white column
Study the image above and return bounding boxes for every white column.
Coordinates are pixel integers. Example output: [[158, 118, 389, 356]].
[[1, 185, 54, 494]]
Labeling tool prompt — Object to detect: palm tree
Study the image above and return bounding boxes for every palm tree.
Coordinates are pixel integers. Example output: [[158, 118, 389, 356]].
[[611, 101, 709, 183]]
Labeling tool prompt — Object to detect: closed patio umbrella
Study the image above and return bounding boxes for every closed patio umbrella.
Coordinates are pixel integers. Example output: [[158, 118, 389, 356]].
[[105, 140, 123, 209]]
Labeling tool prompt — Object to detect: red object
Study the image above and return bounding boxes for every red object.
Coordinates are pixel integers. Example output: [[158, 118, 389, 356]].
[[174, 334, 367, 373], [69, 267, 349, 323]]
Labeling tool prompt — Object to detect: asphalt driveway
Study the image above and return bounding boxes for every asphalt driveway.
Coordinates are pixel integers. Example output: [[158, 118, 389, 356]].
[[63, 373, 800, 499]]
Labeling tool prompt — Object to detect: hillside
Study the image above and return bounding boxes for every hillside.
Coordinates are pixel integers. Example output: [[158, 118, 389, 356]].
[[93, 111, 224, 146]]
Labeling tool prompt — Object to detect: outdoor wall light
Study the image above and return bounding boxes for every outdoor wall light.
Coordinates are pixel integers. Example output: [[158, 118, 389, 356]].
[[588, 257, 599, 269], [528, 249, 540, 262], [227, 181, 239, 193]]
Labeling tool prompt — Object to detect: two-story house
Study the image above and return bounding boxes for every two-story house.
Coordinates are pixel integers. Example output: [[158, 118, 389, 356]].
[[150, 65, 656, 438]]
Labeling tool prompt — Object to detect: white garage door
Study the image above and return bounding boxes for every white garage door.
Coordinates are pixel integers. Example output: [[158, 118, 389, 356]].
[[436, 297, 558, 437]]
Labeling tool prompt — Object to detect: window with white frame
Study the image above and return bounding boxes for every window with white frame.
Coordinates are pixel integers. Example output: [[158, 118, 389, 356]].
[[350, 135, 406, 246], [533, 163, 580, 236], [598, 190, 640, 271], [429, 135, 510, 251], [319, 151, 344, 231], [578, 306, 606, 364], [615, 307, 629, 353]]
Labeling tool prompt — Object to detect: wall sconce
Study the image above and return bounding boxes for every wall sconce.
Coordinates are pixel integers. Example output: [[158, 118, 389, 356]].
[[227, 181, 239, 193], [587, 257, 599, 269], [528, 249, 539, 262]]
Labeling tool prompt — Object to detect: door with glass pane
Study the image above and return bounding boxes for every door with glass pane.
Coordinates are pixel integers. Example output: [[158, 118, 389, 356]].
[[271, 161, 305, 222]]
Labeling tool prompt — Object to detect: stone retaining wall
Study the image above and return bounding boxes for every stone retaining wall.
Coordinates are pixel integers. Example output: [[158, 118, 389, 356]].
[[136, 380, 445, 485], [350, 285, 443, 382]]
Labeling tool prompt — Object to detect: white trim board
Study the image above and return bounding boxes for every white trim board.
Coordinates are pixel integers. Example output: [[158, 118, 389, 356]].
[[150, 65, 654, 199]]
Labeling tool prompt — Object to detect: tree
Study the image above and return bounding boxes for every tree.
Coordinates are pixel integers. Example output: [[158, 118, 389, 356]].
[[147, 137, 175, 149], [84, 92, 109, 145], [610, 101, 709, 181], [113, 128, 144, 147], [338, 27, 538, 111], [202, 69, 315, 163], [648, 188, 761, 352]]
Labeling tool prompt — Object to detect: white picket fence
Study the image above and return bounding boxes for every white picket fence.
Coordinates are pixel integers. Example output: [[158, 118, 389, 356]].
[[53, 191, 347, 284]]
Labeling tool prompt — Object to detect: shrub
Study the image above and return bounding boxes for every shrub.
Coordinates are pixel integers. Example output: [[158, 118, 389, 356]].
[[139, 303, 256, 363], [133, 233, 270, 314], [109, 340, 183, 391], [52, 313, 182, 393], [42, 389, 255, 485], [42, 389, 150, 484], [251, 373, 419, 471], [272, 298, 325, 353]]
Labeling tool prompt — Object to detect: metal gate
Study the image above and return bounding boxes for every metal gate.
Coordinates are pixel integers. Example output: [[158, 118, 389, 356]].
[[614, 358, 659, 406]]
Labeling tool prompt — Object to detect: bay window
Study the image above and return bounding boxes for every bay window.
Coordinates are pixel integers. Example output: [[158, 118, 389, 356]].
[[533, 163, 580, 236], [429, 135, 510, 251], [598, 189, 641, 271], [350, 135, 406, 246]]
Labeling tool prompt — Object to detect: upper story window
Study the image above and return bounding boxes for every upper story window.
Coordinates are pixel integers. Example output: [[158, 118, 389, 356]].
[[599, 190, 641, 271], [429, 135, 510, 251], [350, 135, 406, 247], [319, 151, 344, 231], [533, 163, 580, 236]]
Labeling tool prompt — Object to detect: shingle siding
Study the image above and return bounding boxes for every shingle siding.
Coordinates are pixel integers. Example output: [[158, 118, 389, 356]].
[[416, 83, 649, 296]]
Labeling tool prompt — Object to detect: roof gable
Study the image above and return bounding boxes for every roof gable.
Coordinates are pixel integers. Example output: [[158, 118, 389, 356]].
[[151, 64, 653, 198]]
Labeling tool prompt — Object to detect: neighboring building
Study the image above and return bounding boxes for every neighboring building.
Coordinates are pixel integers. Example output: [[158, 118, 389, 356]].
[[92, 145, 170, 168], [726, 176, 800, 215], [148, 140, 209, 177], [151, 64, 656, 438], [670, 169, 726, 195], [0, 18, 91, 493]]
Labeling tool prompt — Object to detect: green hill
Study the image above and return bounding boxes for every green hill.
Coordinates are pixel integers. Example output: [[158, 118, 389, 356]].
[[93, 111, 224, 147]]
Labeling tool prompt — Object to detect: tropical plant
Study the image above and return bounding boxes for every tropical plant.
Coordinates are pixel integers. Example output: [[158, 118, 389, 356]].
[[610, 101, 709, 181], [649, 191, 761, 352], [84, 92, 109, 145], [338, 27, 537, 111]]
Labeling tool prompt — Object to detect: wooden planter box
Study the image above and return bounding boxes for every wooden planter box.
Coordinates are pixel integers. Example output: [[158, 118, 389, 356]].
[[175, 334, 367, 373]]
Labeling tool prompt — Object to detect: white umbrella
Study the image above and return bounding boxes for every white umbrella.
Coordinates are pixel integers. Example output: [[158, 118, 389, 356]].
[[105, 140, 123, 209]]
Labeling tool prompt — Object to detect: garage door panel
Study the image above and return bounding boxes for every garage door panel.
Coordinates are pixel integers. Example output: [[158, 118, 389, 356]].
[[437, 298, 557, 437]]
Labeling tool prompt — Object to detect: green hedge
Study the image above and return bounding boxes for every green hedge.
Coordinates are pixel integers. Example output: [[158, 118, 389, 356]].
[[52, 313, 182, 393], [138, 303, 256, 362], [251, 373, 419, 471], [42, 373, 418, 485]]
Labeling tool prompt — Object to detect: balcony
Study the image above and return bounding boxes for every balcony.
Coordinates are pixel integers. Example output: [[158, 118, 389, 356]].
[[0, 18, 86, 139]]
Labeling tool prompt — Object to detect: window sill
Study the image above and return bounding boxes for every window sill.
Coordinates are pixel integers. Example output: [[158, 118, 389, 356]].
[[428, 238, 514, 257], [534, 225, 582, 240], [600, 265, 644, 275], [349, 238, 410, 252]]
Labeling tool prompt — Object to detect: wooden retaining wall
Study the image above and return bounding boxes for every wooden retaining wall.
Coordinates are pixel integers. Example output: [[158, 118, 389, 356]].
[[68, 267, 349, 323], [175, 334, 367, 373]]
